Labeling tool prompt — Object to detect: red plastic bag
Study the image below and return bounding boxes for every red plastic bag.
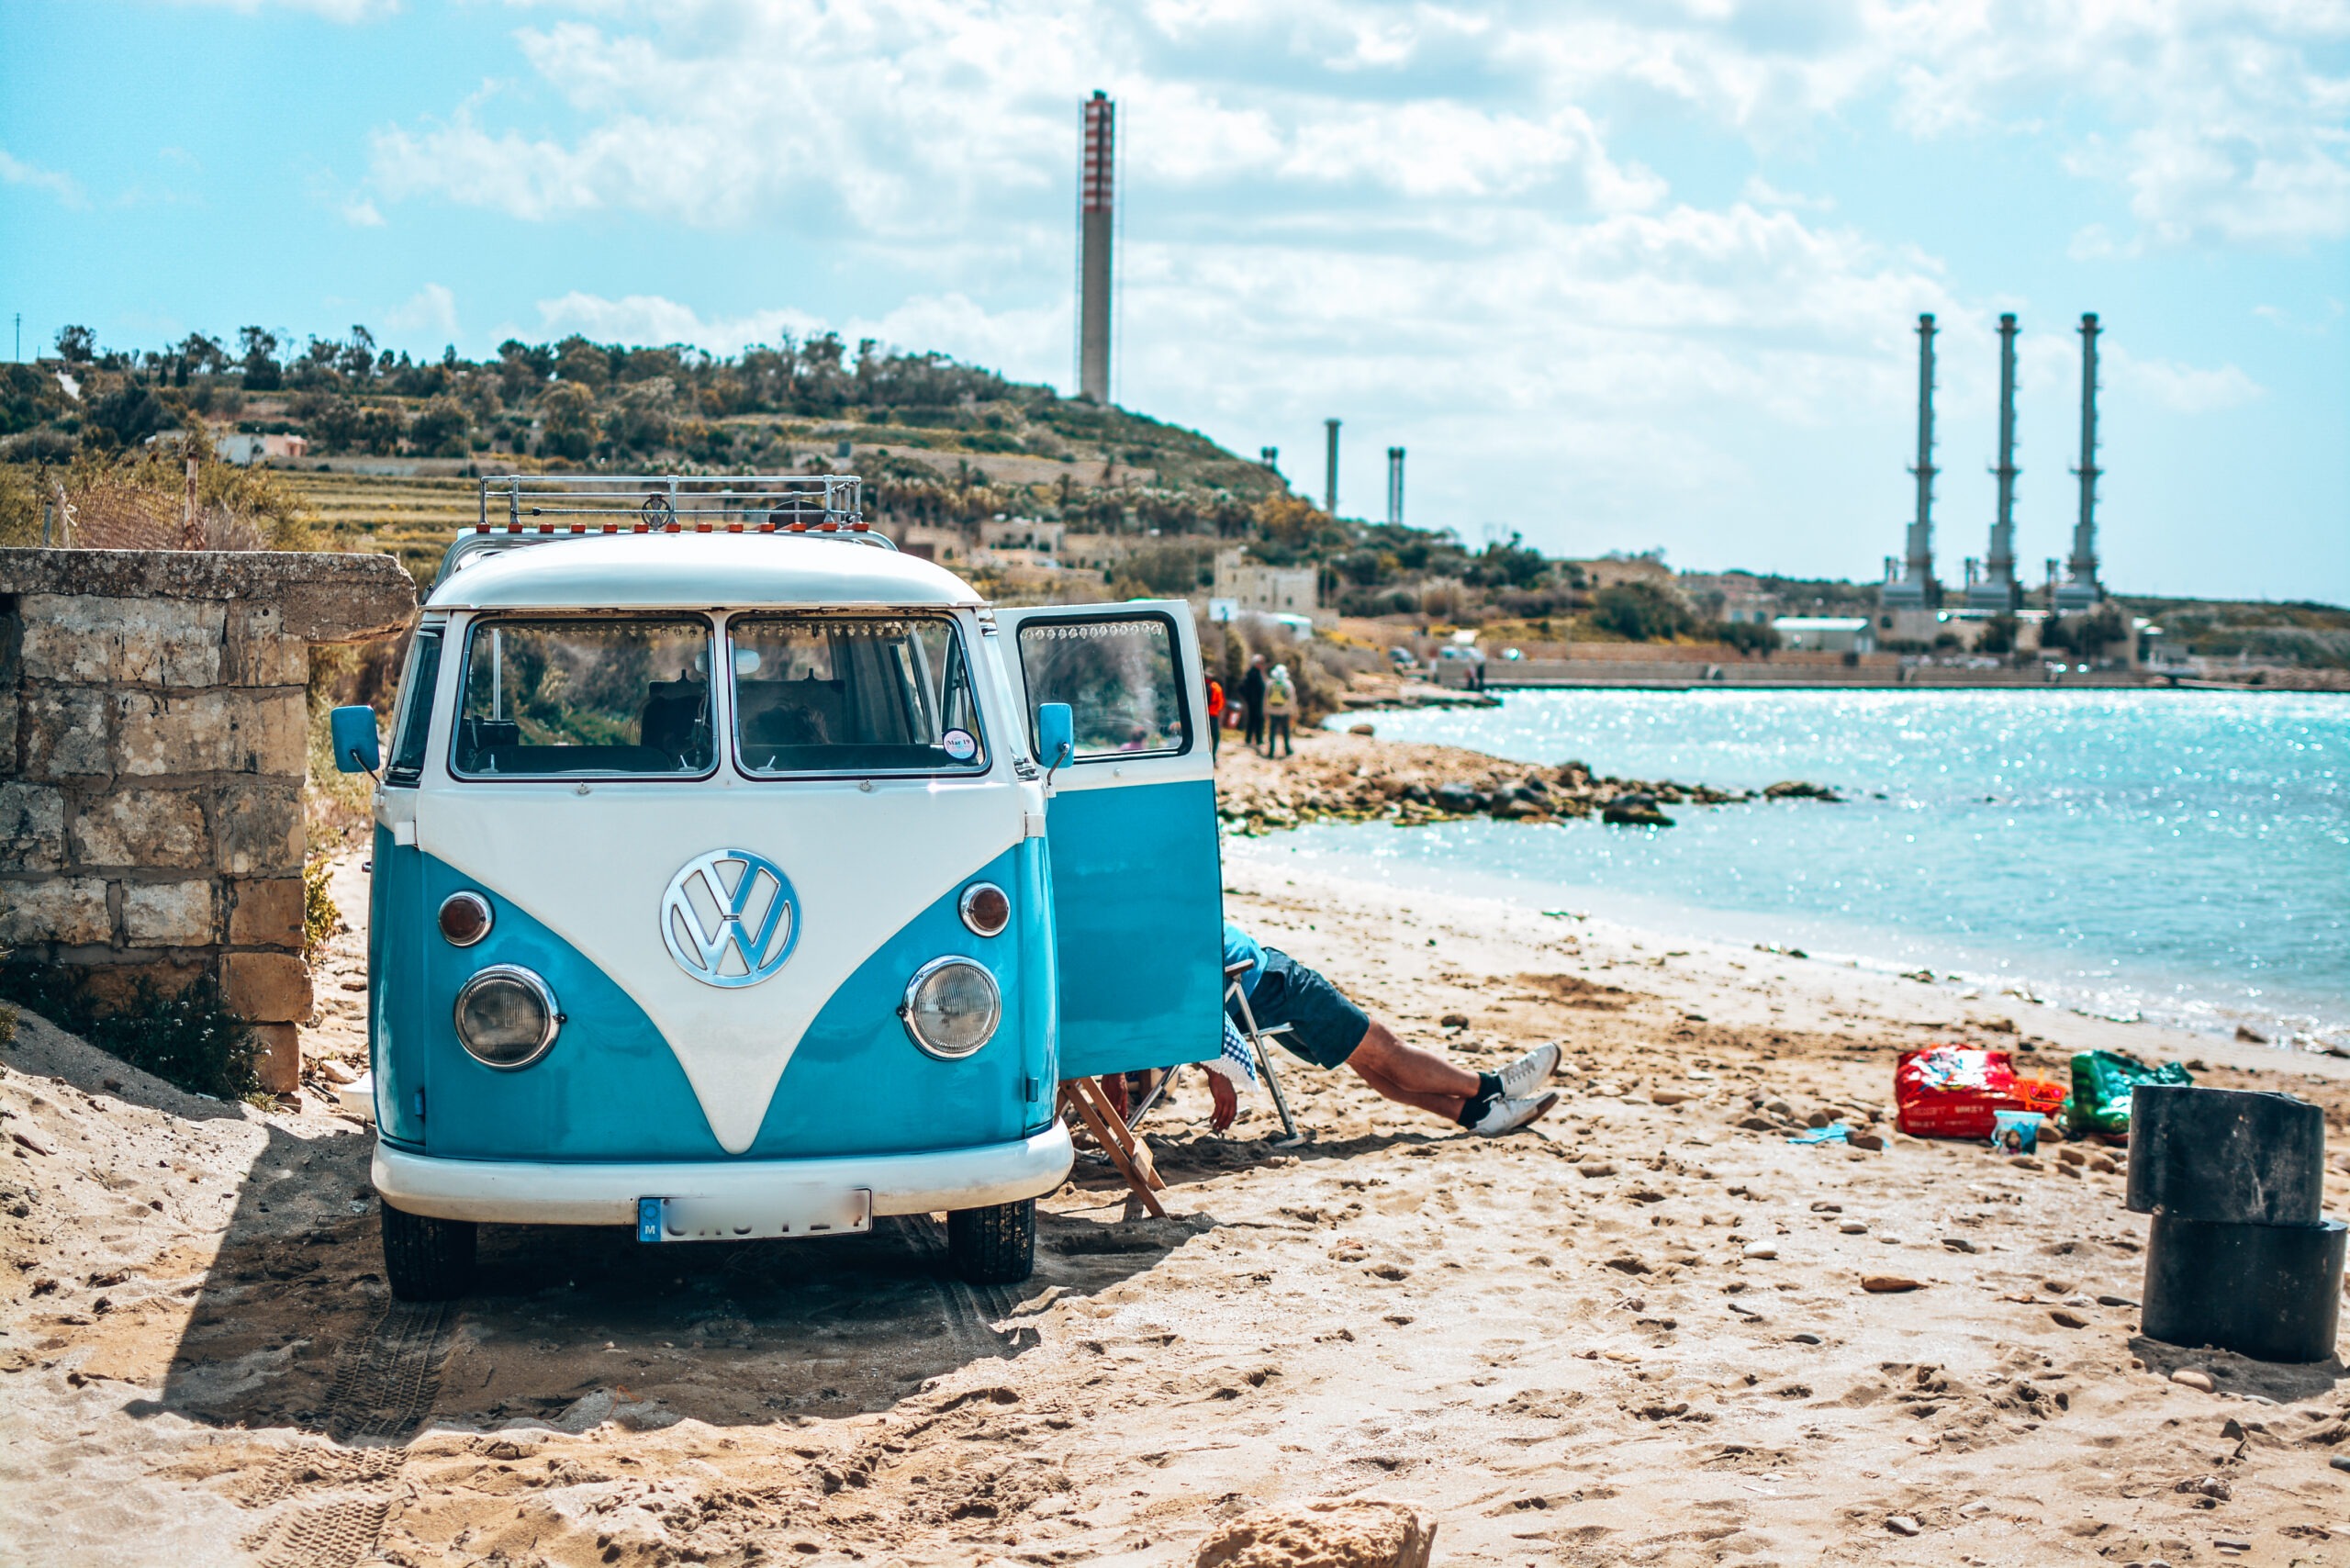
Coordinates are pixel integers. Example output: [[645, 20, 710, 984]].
[[1896, 1046, 2023, 1139]]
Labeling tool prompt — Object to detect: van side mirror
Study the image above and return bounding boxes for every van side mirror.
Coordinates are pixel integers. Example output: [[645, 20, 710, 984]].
[[1035, 702, 1074, 783], [330, 705, 382, 775]]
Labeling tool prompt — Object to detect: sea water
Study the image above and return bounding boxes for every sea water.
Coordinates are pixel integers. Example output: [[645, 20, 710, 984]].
[[1264, 689, 2348, 1049]]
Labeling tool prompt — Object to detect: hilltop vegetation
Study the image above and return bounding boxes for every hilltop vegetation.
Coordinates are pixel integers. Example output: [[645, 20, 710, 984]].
[[1, 322, 2339, 666]]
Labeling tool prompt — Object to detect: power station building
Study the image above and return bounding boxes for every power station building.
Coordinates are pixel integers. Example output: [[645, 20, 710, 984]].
[[1880, 309, 2107, 644]]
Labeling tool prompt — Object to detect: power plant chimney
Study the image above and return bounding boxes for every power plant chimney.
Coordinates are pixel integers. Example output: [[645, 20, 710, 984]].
[[1324, 419, 1340, 515], [1880, 313, 1938, 609], [1968, 312, 2023, 611], [1385, 446, 1404, 528], [2056, 312, 2106, 610], [1077, 92, 1114, 404]]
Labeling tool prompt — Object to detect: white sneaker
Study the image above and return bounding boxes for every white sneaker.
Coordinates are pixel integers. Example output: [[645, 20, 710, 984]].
[[1497, 1043, 1561, 1100], [1469, 1090, 1560, 1137]]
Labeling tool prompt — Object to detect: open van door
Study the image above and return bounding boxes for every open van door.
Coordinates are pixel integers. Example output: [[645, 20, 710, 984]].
[[998, 602, 1223, 1081]]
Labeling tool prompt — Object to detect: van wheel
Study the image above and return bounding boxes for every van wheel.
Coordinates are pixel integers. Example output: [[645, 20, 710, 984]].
[[946, 1199, 1035, 1285], [382, 1203, 476, 1301]]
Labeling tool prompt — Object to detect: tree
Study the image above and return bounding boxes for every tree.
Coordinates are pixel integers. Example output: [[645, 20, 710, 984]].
[[237, 327, 283, 389], [55, 325, 95, 364], [1591, 581, 1692, 642], [408, 397, 470, 458], [88, 384, 167, 448], [1711, 619, 1780, 655]]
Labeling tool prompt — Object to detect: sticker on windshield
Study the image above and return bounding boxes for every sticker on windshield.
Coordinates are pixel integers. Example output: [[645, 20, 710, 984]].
[[942, 728, 978, 762]]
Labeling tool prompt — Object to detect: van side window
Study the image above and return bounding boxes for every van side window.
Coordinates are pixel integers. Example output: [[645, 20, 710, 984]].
[[383, 628, 442, 787], [1015, 614, 1189, 759], [730, 616, 988, 776], [452, 617, 716, 778]]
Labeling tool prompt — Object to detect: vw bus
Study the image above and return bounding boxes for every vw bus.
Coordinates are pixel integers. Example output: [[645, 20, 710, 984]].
[[331, 475, 1223, 1300]]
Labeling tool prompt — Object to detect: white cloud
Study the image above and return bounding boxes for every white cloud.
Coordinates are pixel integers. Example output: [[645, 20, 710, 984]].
[[160, 0, 399, 19], [386, 282, 459, 338], [0, 148, 86, 207], [2106, 344, 2265, 414], [341, 196, 385, 227]]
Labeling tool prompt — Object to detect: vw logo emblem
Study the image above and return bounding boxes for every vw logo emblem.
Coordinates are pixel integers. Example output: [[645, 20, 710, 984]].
[[661, 849, 799, 989]]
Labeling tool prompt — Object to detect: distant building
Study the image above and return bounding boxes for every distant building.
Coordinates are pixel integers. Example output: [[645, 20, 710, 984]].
[[1773, 616, 1875, 654], [1214, 548, 1320, 619], [1720, 589, 1780, 625], [211, 432, 308, 465]]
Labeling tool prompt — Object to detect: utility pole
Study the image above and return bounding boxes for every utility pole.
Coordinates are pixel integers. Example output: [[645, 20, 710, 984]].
[[12, 313, 19, 362]]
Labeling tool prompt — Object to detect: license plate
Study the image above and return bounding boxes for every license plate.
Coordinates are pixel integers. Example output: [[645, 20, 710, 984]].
[[635, 1189, 873, 1243]]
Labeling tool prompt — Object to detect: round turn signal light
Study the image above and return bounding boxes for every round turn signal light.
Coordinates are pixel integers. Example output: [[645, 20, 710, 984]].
[[438, 890, 493, 946], [958, 881, 1010, 937]]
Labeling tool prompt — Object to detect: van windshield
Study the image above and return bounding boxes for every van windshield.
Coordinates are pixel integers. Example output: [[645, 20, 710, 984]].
[[452, 617, 715, 777], [730, 615, 987, 776]]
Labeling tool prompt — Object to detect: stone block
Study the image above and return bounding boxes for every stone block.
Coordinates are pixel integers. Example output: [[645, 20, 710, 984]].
[[223, 950, 311, 1023], [123, 879, 218, 946], [0, 693, 17, 776], [73, 959, 204, 1010], [0, 876, 110, 945], [225, 604, 310, 688], [17, 593, 225, 687], [227, 877, 306, 946], [215, 781, 304, 876], [0, 782, 66, 872], [69, 788, 209, 868], [115, 689, 305, 778], [20, 689, 110, 778], [248, 1023, 301, 1094]]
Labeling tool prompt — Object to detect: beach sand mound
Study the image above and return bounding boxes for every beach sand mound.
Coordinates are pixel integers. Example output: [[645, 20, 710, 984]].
[[8, 810, 2350, 1564]]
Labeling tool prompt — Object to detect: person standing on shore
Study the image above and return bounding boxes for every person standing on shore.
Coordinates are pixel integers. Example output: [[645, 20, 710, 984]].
[[1262, 664, 1295, 757], [1212, 922, 1560, 1136], [1239, 654, 1268, 748]]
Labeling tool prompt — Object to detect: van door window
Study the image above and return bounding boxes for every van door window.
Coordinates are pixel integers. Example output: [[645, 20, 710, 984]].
[[451, 617, 715, 778], [383, 628, 442, 787], [1015, 613, 1189, 760], [730, 615, 988, 776]]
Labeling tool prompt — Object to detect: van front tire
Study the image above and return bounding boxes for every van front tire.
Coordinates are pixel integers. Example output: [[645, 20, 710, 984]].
[[946, 1198, 1035, 1284], [382, 1203, 476, 1301]]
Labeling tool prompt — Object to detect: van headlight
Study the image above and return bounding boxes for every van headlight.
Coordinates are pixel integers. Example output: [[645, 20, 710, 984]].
[[453, 965, 562, 1069], [899, 958, 1001, 1060]]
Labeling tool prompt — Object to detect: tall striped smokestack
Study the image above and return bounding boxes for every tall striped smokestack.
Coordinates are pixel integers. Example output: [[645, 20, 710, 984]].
[[1079, 92, 1114, 404], [1968, 312, 2022, 610]]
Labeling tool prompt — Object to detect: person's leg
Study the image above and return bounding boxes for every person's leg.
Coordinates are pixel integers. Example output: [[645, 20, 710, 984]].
[[1345, 1019, 1478, 1119], [1280, 716, 1292, 756]]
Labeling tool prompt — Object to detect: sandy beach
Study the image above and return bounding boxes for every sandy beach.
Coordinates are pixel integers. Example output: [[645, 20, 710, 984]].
[[6, 730, 2350, 1567]]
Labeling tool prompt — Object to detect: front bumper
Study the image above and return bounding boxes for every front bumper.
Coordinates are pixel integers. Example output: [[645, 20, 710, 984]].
[[372, 1122, 1073, 1226]]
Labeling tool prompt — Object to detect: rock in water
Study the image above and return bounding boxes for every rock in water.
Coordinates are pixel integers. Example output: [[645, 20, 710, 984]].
[[1194, 1498, 1437, 1568], [1763, 780, 1842, 801], [1602, 801, 1675, 828], [1348, 723, 1376, 737]]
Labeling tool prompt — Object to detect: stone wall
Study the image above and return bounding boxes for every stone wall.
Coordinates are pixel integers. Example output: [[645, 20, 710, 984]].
[[0, 549, 416, 1090]]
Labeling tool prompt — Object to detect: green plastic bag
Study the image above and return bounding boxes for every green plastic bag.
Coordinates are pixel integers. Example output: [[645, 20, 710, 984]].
[[2067, 1050, 2192, 1137]]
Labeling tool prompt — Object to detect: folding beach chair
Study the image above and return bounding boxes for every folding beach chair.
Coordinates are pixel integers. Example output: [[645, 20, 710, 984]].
[[1222, 959, 1305, 1148]]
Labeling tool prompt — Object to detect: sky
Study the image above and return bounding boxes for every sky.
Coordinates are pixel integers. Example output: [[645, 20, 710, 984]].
[[2, 1, 2344, 602]]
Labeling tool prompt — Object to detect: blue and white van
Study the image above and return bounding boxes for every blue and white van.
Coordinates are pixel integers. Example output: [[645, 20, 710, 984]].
[[331, 476, 1223, 1299]]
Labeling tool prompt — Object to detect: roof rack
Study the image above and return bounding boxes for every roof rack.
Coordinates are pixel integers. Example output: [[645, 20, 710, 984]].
[[436, 473, 891, 585]]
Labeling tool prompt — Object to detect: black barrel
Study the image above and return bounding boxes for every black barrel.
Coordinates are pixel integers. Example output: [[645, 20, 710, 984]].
[[2127, 1085, 2325, 1226], [2141, 1214, 2345, 1364]]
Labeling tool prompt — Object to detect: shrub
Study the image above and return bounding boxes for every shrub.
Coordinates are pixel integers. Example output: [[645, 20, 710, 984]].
[[1591, 581, 1692, 642], [1709, 619, 1780, 655], [303, 854, 345, 964], [0, 968, 260, 1100]]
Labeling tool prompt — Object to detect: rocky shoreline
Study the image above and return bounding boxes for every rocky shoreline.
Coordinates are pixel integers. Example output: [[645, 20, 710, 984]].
[[1213, 730, 1840, 836]]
